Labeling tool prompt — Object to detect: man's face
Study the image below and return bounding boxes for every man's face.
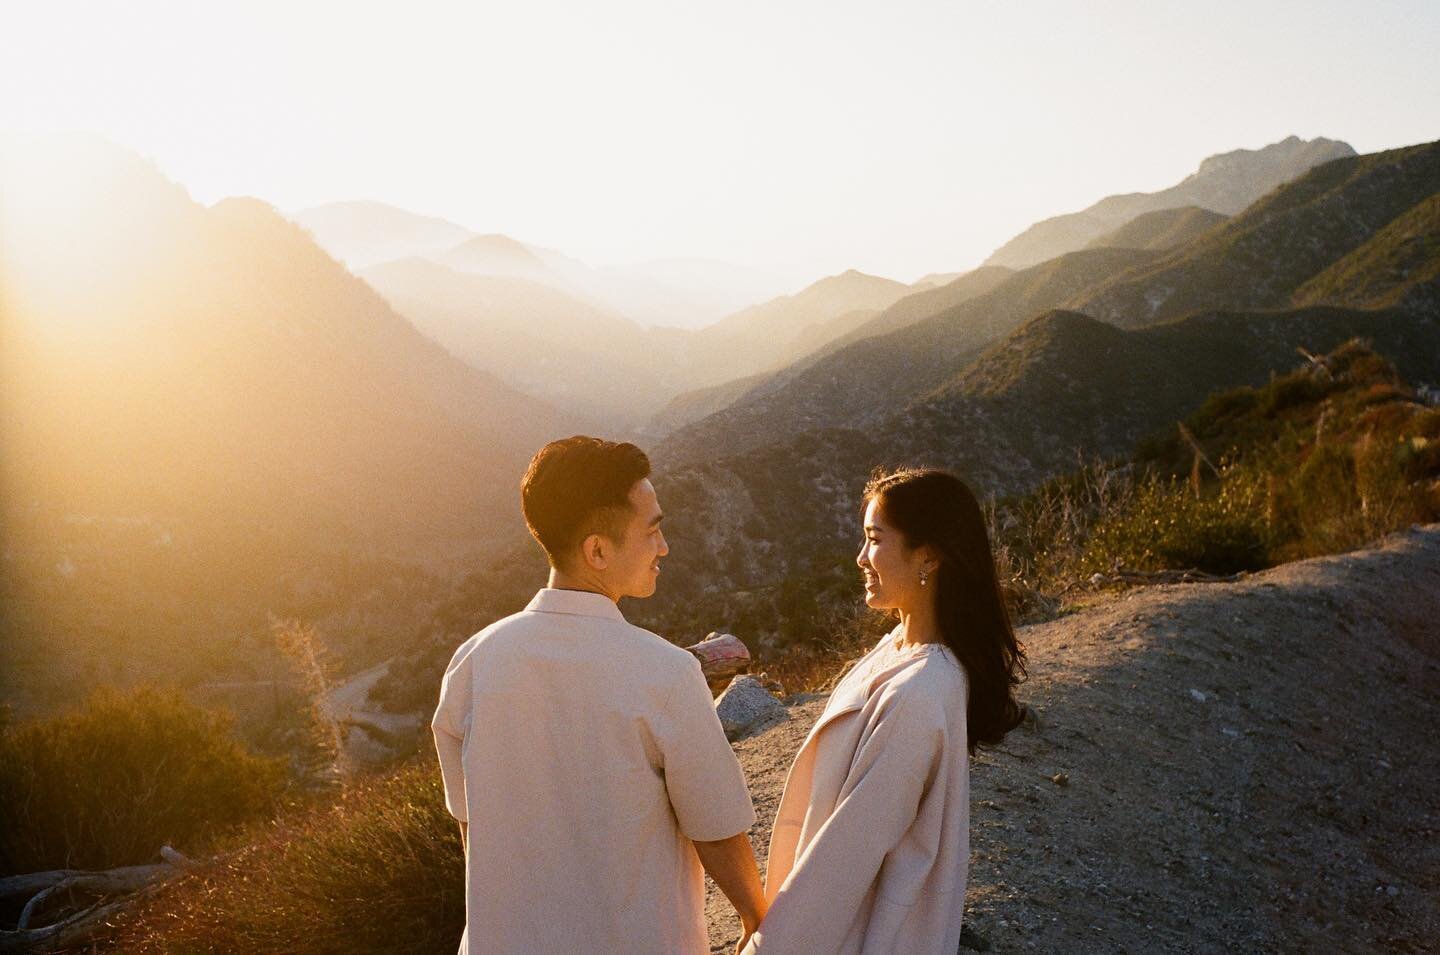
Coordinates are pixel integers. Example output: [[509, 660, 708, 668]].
[[606, 478, 669, 599]]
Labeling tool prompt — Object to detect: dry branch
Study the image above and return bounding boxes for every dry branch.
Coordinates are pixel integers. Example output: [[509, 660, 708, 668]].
[[0, 848, 193, 953]]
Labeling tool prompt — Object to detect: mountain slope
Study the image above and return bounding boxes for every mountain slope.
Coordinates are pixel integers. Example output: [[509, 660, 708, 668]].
[[1084, 205, 1228, 252], [984, 136, 1354, 269], [1293, 191, 1440, 314]]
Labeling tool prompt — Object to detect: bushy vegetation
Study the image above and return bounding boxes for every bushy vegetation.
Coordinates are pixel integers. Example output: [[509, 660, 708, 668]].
[[995, 341, 1440, 592], [98, 760, 464, 955], [0, 686, 285, 876]]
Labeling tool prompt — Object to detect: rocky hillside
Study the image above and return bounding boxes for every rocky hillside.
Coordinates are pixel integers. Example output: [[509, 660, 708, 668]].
[[705, 524, 1440, 953], [983, 136, 1354, 269]]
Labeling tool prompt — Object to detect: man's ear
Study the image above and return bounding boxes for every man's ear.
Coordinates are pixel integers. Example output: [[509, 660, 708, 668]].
[[580, 533, 610, 571]]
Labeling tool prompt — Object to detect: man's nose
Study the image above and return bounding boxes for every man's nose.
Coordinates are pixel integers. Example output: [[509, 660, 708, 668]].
[[657, 530, 670, 557]]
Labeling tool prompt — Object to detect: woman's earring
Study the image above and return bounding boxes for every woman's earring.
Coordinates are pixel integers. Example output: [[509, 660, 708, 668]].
[[919, 570, 929, 587]]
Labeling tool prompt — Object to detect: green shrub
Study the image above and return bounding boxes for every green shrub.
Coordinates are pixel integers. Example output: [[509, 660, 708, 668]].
[[0, 686, 285, 875], [102, 760, 465, 954], [1081, 467, 1272, 576]]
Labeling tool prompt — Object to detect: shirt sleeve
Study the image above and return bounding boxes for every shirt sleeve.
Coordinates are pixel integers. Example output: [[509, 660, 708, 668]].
[[431, 646, 472, 823], [659, 656, 757, 842], [743, 683, 946, 954]]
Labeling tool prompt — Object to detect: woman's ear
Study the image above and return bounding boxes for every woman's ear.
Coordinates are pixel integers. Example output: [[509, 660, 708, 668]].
[[918, 544, 940, 575]]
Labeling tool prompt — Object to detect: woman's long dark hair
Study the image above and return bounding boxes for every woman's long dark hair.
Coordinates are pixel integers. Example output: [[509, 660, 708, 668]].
[[865, 467, 1026, 754]]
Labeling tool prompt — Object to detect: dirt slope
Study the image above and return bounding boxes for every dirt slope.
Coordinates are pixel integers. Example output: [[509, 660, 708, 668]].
[[706, 525, 1440, 953]]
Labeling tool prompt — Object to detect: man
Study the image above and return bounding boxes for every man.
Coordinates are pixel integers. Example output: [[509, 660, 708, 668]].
[[433, 436, 766, 954]]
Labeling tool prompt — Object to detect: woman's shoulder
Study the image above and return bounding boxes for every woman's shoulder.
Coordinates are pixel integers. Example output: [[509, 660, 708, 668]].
[[870, 645, 966, 716]]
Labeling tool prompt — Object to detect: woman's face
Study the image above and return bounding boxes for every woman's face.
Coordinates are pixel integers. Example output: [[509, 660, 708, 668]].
[[857, 497, 932, 612]]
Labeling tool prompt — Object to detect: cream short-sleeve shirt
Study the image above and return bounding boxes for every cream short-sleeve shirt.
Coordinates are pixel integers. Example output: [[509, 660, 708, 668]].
[[433, 588, 756, 955]]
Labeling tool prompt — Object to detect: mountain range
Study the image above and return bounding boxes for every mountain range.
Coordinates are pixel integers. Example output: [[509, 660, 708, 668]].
[[629, 138, 1440, 636], [982, 135, 1355, 269]]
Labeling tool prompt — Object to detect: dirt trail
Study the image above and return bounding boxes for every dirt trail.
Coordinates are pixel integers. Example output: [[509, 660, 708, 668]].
[[706, 525, 1440, 953]]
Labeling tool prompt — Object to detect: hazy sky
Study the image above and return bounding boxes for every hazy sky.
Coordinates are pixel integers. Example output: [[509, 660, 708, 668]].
[[5, 0, 1437, 286]]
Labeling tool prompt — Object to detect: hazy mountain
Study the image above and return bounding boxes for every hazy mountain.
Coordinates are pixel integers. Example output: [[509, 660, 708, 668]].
[[642, 265, 1017, 438], [984, 136, 1355, 269], [1084, 206, 1229, 252], [638, 373, 769, 439], [593, 257, 796, 329], [437, 233, 557, 284], [291, 203, 794, 330], [656, 247, 1161, 462], [694, 268, 908, 360], [360, 257, 686, 423], [911, 271, 966, 290], [1, 136, 579, 704], [291, 200, 475, 269]]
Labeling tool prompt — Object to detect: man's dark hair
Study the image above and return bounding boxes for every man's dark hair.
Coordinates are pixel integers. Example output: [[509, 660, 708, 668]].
[[520, 436, 652, 567]]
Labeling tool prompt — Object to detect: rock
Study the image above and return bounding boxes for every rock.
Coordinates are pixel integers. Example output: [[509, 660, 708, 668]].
[[715, 675, 788, 741], [1188, 688, 1209, 702], [1051, 772, 1070, 787]]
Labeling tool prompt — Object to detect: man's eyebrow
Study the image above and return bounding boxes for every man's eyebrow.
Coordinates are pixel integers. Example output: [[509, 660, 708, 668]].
[[650, 512, 665, 527]]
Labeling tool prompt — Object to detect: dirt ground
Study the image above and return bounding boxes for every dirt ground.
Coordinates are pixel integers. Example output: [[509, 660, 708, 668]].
[[705, 525, 1440, 954]]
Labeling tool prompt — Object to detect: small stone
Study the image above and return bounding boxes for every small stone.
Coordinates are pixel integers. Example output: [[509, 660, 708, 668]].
[[1189, 688, 1208, 702], [1387, 885, 1400, 897], [714, 675, 787, 741], [1051, 772, 1070, 787]]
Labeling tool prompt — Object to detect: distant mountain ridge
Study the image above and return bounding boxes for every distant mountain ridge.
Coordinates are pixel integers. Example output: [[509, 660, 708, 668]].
[[292, 201, 794, 330], [658, 139, 1440, 465], [983, 136, 1355, 269]]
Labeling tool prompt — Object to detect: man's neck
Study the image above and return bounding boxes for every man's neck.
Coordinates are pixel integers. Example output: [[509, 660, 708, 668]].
[[547, 567, 619, 603]]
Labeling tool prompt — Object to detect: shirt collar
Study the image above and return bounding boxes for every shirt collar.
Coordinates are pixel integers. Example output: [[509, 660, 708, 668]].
[[525, 587, 627, 622]]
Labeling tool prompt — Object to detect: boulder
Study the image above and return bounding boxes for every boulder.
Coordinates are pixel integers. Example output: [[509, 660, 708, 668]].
[[715, 675, 787, 741]]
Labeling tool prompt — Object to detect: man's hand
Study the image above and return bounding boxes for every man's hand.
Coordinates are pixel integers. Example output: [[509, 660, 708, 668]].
[[693, 831, 767, 948]]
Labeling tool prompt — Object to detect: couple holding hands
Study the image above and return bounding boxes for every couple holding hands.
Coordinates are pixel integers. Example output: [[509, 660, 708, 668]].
[[433, 436, 1026, 954]]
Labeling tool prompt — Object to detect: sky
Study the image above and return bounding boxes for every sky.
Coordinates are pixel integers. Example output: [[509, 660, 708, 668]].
[[4, 0, 1438, 287]]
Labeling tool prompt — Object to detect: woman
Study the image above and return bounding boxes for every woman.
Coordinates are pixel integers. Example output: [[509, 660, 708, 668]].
[[741, 468, 1026, 954]]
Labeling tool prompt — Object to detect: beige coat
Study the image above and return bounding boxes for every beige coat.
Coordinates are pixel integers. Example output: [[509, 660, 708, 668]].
[[433, 588, 755, 955], [744, 635, 971, 955]]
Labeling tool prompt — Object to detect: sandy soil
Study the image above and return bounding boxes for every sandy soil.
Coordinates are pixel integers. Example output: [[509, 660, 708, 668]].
[[705, 525, 1440, 953]]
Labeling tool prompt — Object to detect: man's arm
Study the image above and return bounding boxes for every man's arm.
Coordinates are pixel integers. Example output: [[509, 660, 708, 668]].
[[693, 831, 767, 947]]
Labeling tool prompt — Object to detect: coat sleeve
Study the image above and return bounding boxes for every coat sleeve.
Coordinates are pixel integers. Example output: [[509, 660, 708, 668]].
[[744, 683, 946, 954]]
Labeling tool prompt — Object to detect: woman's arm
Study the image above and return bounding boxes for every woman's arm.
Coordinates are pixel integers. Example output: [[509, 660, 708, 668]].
[[742, 686, 945, 953]]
